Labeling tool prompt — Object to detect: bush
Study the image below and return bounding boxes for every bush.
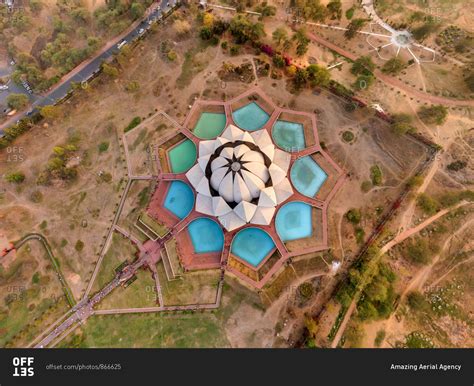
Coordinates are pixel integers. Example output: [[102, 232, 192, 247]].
[[230, 46, 240, 56], [406, 239, 430, 265], [272, 54, 285, 68], [418, 105, 447, 125], [407, 291, 430, 312], [370, 165, 382, 186], [342, 130, 354, 142], [5, 171, 25, 183], [382, 57, 406, 75], [361, 180, 372, 192], [447, 160, 467, 171], [30, 190, 43, 203], [417, 193, 439, 215], [346, 208, 361, 224], [98, 142, 109, 153], [351, 56, 375, 76], [75, 240, 85, 252], [374, 330, 386, 347], [391, 113, 415, 135], [221, 41, 228, 50], [124, 117, 142, 132]]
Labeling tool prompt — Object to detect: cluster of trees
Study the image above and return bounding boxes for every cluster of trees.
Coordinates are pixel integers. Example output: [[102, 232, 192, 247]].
[[350, 56, 375, 91], [0, 119, 33, 149], [291, 63, 331, 88], [356, 262, 397, 321], [37, 142, 79, 185], [417, 193, 440, 215], [6, 93, 29, 110], [292, 0, 342, 22]]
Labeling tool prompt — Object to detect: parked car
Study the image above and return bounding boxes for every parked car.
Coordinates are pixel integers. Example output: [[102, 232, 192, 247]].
[[0, 85, 8, 91], [117, 40, 127, 50], [138, 28, 145, 35]]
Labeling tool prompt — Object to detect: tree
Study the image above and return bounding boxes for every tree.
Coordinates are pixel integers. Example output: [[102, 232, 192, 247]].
[[272, 27, 288, 47], [294, 68, 309, 87], [346, 208, 361, 224], [255, 1, 276, 20], [326, 0, 342, 20], [351, 56, 375, 76], [344, 18, 366, 39], [382, 57, 406, 75], [418, 105, 448, 125], [5, 171, 25, 183], [391, 113, 415, 135], [293, 27, 310, 56], [417, 193, 439, 215], [173, 19, 191, 36], [40, 105, 62, 120], [202, 12, 214, 28], [272, 54, 286, 68], [6, 93, 29, 110], [130, 2, 144, 20], [102, 63, 119, 77], [306, 64, 330, 87]]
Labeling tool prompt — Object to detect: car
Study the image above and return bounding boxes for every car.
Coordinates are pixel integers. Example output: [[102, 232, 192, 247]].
[[0, 85, 8, 91], [117, 40, 127, 50], [148, 19, 153, 25], [138, 28, 145, 34]]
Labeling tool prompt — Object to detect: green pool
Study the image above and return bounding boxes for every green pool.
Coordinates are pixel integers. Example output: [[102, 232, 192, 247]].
[[193, 112, 227, 139], [168, 139, 197, 173], [272, 120, 306, 152]]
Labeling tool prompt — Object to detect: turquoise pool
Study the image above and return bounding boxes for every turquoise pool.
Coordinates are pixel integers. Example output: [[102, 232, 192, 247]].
[[168, 139, 197, 173], [276, 202, 312, 242], [232, 102, 270, 131], [272, 120, 306, 152], [291, 156, 327, 198], [231, 227, 275, 267], [188, 218, 224, 253], [193, 112, 227, 139], [163, 181, 194, 220]]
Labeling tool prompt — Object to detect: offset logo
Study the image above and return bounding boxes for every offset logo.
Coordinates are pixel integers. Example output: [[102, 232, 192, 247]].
[[12, 357, 35, 377]]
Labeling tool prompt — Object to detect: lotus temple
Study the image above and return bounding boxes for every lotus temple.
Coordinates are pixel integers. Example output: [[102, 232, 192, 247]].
[[145, 89, 344, 289]]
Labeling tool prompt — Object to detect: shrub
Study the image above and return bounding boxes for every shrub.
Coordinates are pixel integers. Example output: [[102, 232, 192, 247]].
[[391, 113, 415, 135], [447, 160, 467, 171], [230, 46, 240, 56], [370, 165, 382, 186], [221, 41, 228, 50], [406, 239, 430, 265], [98, 142, 109, 153], [382, 57, 406, 75], [5, 171, 25, 183], [407, 291, 430, 312], [346, 208, 361, 224], [342, 131, 354, 142], [417, 193, 439, 215], [351, 56, 375, 76], [75, 240, 85, 252], [272, 54, 285, 68], [361, 180, 372, 192], [418, 105, 447, 125], [124, 117, 142, 132]]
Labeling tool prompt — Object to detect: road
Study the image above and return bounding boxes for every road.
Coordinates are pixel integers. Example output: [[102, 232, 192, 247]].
[[0, 0, 178, 134]]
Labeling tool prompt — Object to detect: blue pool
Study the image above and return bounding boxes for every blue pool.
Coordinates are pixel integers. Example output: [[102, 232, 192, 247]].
[[290, 156, 327, 198], [276, 202, 313, 242], [232, 102, 270, 131], [272, 120, 306, 152], [163, 181, 194, 220], [188, 218, 224, 253], [231, 228, 276, 267]]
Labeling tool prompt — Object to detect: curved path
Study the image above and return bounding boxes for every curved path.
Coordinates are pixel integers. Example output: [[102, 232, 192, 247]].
[[15, 233, 76, 307]]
